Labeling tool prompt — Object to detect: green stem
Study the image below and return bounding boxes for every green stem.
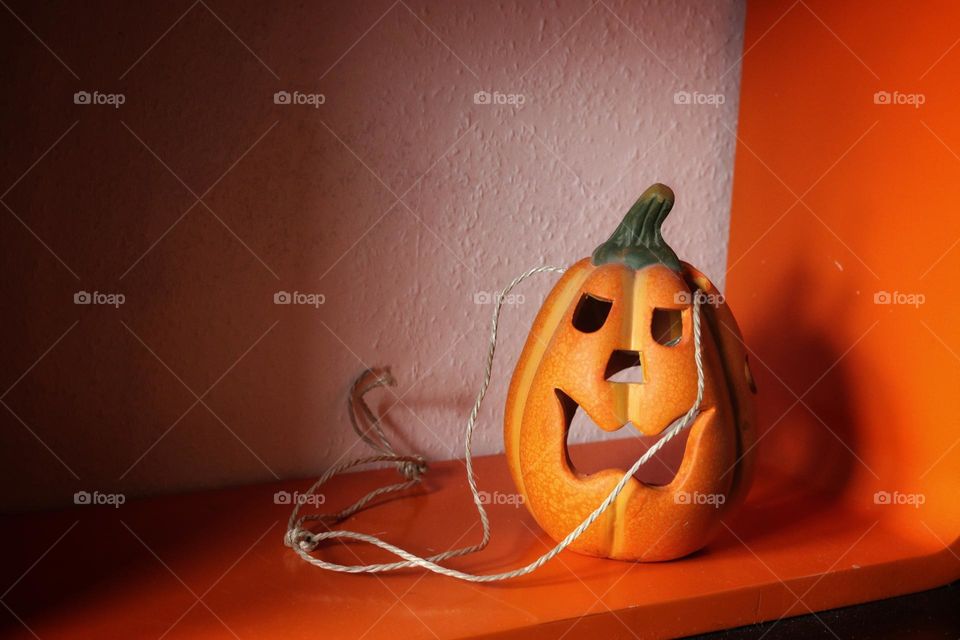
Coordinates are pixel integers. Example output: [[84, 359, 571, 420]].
[[591, 183, 681, 271]]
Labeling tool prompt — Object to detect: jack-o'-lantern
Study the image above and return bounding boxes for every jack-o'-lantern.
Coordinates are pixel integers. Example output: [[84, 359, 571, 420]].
[[504, 184, 757, 561]]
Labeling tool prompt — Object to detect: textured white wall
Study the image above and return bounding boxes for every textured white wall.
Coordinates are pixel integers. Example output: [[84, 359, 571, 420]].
[[308, 0, 747, 466], [1, 0, 745, 508]]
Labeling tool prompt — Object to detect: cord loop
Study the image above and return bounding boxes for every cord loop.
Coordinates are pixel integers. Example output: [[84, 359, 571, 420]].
[[284, 266, 707, 582]]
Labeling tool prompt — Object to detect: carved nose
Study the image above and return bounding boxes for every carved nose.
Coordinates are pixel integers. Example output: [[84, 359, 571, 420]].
[[605, 350, 644, 383]]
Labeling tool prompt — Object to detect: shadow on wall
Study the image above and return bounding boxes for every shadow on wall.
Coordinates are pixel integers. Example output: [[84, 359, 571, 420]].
[[725, 251, 866, 544]]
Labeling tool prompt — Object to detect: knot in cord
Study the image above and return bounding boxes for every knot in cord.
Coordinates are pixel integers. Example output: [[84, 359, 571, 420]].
[[284, 527, 318, 551], [398, 456, 427, 481]]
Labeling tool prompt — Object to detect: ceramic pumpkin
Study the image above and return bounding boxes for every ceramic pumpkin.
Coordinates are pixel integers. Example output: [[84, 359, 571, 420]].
[[504, 184, 757, 561]]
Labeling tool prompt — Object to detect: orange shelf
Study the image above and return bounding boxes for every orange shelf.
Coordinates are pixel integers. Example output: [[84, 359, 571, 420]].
[[2, 436, 956, 639]]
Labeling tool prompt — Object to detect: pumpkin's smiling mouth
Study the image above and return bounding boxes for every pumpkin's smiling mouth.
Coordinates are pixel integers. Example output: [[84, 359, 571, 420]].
[[556, 389, 694, 487]]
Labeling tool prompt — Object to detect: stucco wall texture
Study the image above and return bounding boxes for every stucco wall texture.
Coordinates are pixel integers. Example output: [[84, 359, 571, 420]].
[[0, 0, 745, 509]]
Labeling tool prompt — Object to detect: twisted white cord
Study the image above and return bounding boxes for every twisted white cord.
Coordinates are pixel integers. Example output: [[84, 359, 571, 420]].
[[285, 266, 706, 581]]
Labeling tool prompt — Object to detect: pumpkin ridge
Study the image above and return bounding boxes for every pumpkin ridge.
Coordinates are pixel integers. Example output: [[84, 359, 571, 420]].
[[680, 264, 757, 506], [505, 263, 592, 497]]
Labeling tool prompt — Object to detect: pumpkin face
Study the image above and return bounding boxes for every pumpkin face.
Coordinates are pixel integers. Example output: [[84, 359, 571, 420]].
[[504, 184, 757, 561]]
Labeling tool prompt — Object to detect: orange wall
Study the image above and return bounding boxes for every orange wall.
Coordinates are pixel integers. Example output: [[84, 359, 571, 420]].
[[730, 0, 960, 542]]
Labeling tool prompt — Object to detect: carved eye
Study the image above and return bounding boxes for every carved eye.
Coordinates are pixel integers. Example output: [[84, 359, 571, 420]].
[[572, 293, 612, 333], [651, 308, 683, 346]]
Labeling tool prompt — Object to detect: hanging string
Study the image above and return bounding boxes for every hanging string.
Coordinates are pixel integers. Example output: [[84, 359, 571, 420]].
[[284, 266, 706, 582]]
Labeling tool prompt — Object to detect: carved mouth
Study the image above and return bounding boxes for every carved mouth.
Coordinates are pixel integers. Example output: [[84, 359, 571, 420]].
[[557, 389, 693, 487]]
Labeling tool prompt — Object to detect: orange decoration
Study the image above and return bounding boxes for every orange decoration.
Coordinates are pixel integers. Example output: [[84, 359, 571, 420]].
[[505, 184, 758, 561]]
